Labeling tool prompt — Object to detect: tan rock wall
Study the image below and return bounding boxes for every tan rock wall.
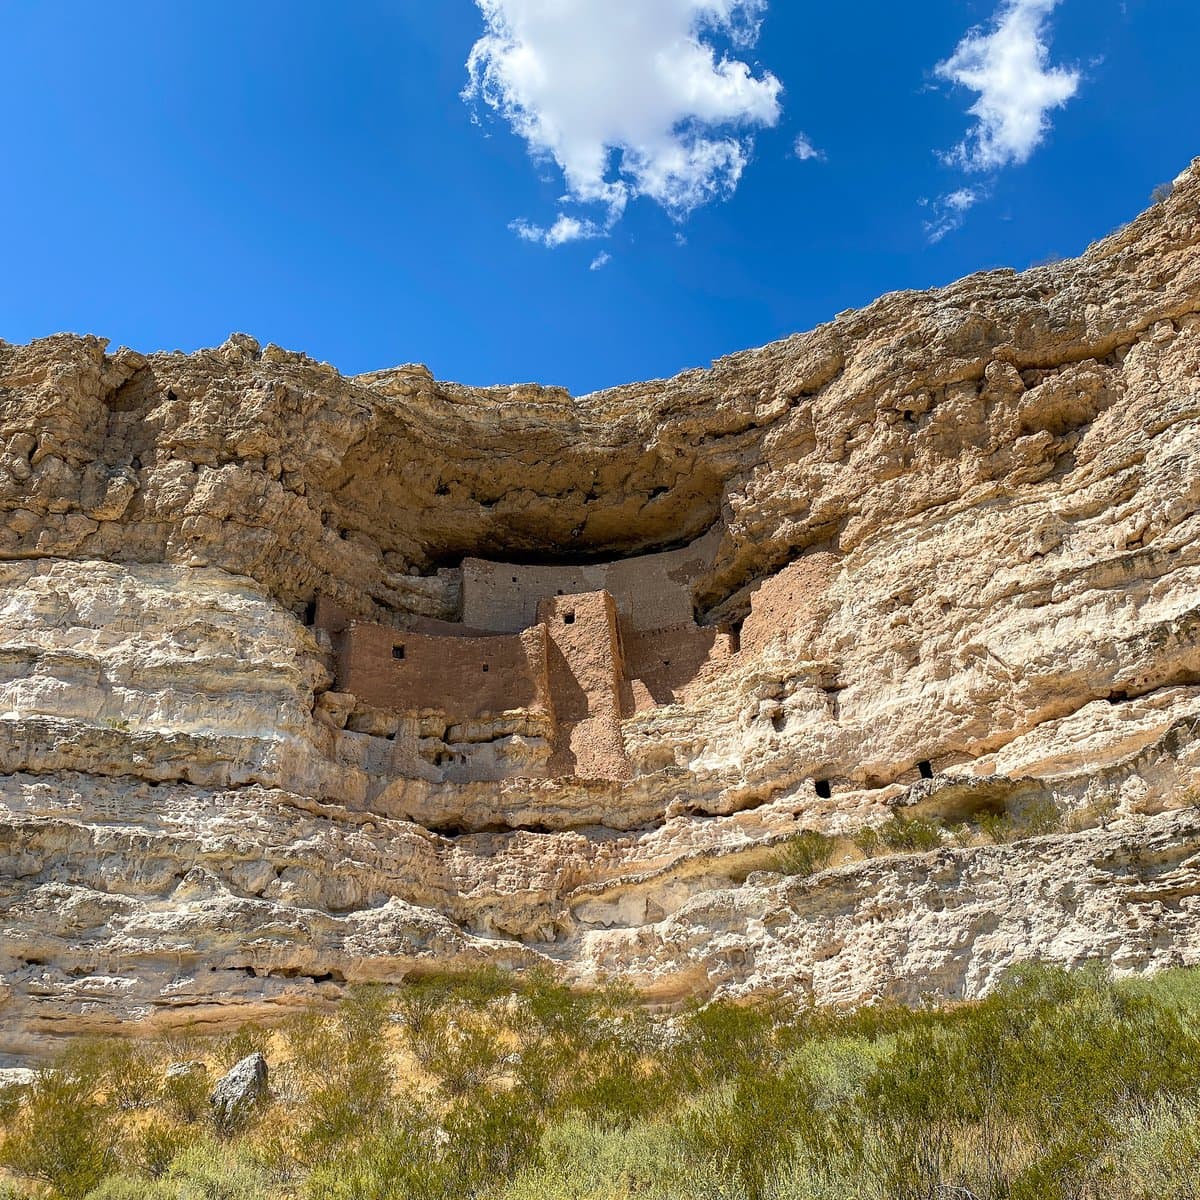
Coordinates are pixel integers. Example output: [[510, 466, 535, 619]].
[[2, 161, 1200, 1055]]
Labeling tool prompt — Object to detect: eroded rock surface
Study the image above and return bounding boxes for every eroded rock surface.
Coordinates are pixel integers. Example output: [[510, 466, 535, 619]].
[[1, 161, 1199, 1058]]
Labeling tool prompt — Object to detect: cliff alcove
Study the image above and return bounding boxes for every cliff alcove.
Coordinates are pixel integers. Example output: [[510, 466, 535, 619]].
[[1, 160, 1199, 1058]]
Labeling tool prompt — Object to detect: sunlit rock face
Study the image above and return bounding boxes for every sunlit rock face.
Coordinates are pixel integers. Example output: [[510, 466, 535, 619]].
[[2, 161, 1199, 1059]]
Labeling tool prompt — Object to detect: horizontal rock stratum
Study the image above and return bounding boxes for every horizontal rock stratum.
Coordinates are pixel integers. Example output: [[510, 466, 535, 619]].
[[1, 161, 1199, 1058]]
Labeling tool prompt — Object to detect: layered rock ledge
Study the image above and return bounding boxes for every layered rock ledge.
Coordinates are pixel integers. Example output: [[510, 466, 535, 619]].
[[1, 161, 1199, 1058]]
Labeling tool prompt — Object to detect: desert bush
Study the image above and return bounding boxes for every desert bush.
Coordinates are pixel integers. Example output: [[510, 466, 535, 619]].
[[980, 799, 1063, 844], [1096, 1097, 1200, 1199], [81, 1179, 178, 1200], [0, 1043, 123, 1200], [161, 1066, 211, 1126], [165, 1141, 276, 1200], [126, 1118, 192, 1180], [99, 1041, 163, 1112], [213, 1024, 271, 1073], [1152, 181, 1175, 204], [498, 1115, 693, 1200], [770, 829, 836, 877], [277, 985, 395, 1165], [421, 1011, 510, 1099], [853, 816, 943, 857]]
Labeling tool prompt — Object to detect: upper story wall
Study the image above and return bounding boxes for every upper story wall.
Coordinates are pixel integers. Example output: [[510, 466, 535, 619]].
[[461, 526, 721, 634]]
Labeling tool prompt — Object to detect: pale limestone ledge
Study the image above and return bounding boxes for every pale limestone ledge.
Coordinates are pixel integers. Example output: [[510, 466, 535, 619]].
[[2, 161, 1200, 1055]]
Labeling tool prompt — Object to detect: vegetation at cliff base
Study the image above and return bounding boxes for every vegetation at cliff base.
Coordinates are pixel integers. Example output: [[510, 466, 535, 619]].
[[2, 964, 1200, 1200]]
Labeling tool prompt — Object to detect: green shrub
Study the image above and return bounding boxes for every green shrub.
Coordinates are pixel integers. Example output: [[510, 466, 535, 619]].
[[99, 1041, 162, 1112], [82, 1179, 178, 1200], [980, 799, 1063, 844], [852, 826, 881, 857], [161, 1066, 211, 1126], [165, 1141, 275, 1200], [770, 829, 836, 877], [853, 816, 944, 857], [214, 1024, 271, 1073], [0, 1045, 123, 1200], [277, 985, 395, 1165], [498, 1115, 693, 1200], [302, 1112, 455, 1200]]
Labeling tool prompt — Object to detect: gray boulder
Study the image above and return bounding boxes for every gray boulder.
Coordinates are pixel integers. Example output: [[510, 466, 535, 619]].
[[210, 1052, 268, 1131], [166, 1060, 207, 1080]]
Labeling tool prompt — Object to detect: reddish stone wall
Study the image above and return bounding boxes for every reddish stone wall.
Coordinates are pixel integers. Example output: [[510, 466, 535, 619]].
[[337, 621, 550, 721], [538, 591, 631, 782], [314, 595, 354, 635], [622, 623, 737, 712], [740, 552, 840, 654], [461, 528, 719, 634]]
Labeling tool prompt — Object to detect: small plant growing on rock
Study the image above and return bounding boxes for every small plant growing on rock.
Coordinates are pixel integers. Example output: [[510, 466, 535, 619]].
[[853, 817, 944, 857], [771, 829, 836, 876], [981, 800, 1063, 844]]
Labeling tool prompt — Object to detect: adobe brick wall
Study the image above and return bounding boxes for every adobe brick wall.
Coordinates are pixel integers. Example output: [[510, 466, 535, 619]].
[[336, 620, 551, 722], [621, 623, 737, 712], [538, 591, 631, 782], [740, 551, 840, 654], [314, 595, 354, 635], [461, 527, 719, 634]]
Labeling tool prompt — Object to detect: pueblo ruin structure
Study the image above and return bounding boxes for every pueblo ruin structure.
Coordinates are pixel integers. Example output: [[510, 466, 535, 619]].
[[314, 529, 740, 782]]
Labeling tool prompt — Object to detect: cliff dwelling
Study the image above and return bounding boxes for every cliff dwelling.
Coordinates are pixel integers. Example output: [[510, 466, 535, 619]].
[[313, 529, 742, 783]]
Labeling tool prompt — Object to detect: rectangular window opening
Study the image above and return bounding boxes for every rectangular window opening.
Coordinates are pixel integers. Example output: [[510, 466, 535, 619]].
[[563, 611, 576, 625], [392, 644, 405, 661]]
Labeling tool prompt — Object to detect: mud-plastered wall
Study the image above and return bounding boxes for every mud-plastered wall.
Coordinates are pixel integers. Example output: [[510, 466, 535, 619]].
[[539, 591, 630, 781], [461, 529, 720, 634], [337, 621, 550, 721]]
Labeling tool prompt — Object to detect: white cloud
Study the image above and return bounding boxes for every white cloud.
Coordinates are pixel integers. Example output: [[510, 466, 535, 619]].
[[465, 0, 783, 245], [509, 214, 606, 246], [792, 132, 824, 162], [936, 0, 1080, 173], [589, 251, 612, 271], [923, 187, 982, 243]]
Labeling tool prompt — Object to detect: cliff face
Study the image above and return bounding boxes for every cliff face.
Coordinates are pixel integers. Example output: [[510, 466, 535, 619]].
[[1, 161, 1199, 1058]]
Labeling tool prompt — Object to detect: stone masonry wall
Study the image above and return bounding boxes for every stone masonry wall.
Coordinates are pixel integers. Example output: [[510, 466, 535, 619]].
[[461, 528, 720, 634], [621, 624, 738, 712], [539, 591, 631, 782], [337, 621, 551, 722]]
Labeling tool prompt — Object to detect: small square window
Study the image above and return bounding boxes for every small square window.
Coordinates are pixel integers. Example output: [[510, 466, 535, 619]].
[[482, 663, 489, 672], [563, 611, 576, 625], [392, 645, 405, 661]]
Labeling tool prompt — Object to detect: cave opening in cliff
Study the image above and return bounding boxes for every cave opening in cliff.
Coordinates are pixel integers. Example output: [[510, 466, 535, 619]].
[[815, 780, 832, 799], [919, 760, 934, 779]]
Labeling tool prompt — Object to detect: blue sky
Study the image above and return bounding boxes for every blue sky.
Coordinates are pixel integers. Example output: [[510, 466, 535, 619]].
[[1, 1, 1196, 395]]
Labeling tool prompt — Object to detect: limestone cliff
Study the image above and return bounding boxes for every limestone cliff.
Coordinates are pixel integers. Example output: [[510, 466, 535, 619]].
[[1, 160, 1199, 1058]]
